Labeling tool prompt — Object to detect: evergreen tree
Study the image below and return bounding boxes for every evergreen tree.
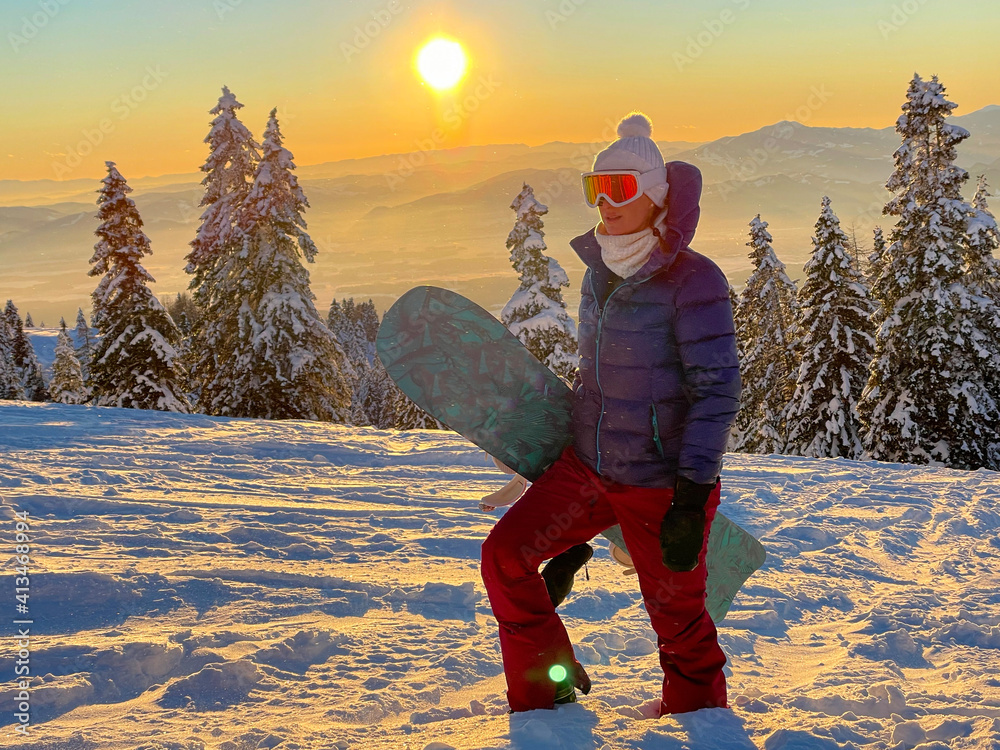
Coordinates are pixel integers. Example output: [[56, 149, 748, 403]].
[[784, 197, 876, 459], [867, 226, 888, 330], [87, 162, 190, 412], [340, 301, 437, 430], [845, 223, 867, 270], [354, 299, 380, 346], [500, 184, 578, 381], [356, 356, 399, 429], [725, 283, 744, 454], [968, 175, 1000, 305], [728, 283, 743, 361], [219, 109, 350, 421], [732, 215, 799, 453], [859, 74, 1000, 470], [74, 308, 94, 380], [24, 313, 34, 328], [0, 307, 24, 400], [328, 299, 364, 370], [50, 319, 87, 405], [164, 292, 200, 338], [3, 300, 48, 401], [163, 292, 199, 395], [328, 297, 389, 424], [327, 298, 365, 423], [394, 388, 444, 430], [186, 86, 261, 412]]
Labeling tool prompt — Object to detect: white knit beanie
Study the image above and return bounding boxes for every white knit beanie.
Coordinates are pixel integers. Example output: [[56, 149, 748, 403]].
[[592, 112, 669, 207]]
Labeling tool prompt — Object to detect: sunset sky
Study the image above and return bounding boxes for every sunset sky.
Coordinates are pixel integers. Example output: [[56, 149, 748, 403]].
[[3, 0, 998, 182]]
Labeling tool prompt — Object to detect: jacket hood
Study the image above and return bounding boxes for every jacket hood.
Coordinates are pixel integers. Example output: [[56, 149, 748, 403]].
[[570, 160, 703, 281]]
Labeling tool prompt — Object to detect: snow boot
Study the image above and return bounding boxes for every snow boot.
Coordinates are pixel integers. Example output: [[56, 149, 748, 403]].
[[553, 679, 577, 704], [554, 661, 592, 705], [541, 543, 594, 607]]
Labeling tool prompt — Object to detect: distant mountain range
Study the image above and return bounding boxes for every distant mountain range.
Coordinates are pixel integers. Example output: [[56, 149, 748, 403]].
[[2, 106, 999, 326]]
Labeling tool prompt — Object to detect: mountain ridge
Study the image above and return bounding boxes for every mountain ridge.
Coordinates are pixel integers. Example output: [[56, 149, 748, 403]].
[[3, 106, 998, 324]]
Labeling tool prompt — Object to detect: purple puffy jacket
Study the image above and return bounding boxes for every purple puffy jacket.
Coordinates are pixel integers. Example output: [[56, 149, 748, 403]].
[[570, 161, 741, 488]]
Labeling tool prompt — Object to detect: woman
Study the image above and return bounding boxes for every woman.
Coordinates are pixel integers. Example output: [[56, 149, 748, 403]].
[[480, 112, 742, 715]]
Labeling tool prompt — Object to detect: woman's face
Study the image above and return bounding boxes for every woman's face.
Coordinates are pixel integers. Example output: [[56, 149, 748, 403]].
[[598, 193, 656, 235]]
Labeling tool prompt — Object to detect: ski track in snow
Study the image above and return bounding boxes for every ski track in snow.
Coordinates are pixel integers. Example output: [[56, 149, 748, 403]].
[[1, 401, 999, 749]]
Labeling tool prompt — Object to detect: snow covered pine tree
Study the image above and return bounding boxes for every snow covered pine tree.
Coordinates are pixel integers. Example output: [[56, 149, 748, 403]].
[[3, 300, 48, 402], [0, 306, 25, 400], [327, 296, 436, 429], [74, 308, 94, 381], [784, 197, 876, 459], [968, 175, 1000, 305], [50, 319, 87, 405], [867, 226, 889, 330], [501, 183, 578, 381], [220, 108, 350, 421], [357, 357, 399, 429], [327, 298, 365, 422], [732, 215, 799, 453], [87, 162, 190, 412], [185, 86, 261, 414], [393, 385, 445, 430], [859, 74, 1000, 470]]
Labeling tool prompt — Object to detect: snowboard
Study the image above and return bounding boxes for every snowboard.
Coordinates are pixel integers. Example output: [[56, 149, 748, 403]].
[[376, 286, 766, 623]]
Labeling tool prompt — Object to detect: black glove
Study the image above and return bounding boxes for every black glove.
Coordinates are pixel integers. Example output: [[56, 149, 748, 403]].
[[660, 476, 716, 572]]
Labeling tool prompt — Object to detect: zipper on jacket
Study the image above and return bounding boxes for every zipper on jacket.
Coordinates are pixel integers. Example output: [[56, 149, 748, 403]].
[[590, 272, 660, 475], [651, 403, 664, 458]]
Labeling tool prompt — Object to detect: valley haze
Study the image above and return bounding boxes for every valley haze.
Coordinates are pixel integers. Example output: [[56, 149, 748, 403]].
[[2, 107, 999, 325]]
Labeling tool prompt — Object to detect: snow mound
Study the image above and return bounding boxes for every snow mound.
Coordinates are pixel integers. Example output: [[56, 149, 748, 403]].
[[252, 630, 350, 671], [160, 660, 263, 710]]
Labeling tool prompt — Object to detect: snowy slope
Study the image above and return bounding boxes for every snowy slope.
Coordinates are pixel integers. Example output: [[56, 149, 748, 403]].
[[1, 401, 998, 749]]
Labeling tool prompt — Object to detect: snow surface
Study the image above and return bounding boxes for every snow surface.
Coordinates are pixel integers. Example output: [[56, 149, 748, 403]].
[[1, 401, 999, 749]]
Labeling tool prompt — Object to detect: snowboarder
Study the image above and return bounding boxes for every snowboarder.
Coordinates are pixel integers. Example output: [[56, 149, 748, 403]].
[[480, 112, 742, 714]]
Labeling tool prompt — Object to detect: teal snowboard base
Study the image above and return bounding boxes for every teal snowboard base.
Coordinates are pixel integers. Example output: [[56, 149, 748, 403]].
[[376, 286, 766, 622]]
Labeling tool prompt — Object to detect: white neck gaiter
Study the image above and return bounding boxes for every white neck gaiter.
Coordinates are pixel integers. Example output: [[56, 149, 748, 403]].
[[596, 225, 660, 278]]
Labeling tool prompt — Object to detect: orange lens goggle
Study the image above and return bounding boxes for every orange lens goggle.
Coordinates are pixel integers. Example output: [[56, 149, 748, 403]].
[[581, 170, 641, 208]]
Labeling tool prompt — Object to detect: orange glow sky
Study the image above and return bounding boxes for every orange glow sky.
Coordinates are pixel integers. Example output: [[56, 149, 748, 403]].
[[3, 0, 998, 182]]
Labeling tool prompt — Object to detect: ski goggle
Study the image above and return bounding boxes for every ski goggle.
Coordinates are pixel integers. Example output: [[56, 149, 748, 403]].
[[581, 166, 667, 208]]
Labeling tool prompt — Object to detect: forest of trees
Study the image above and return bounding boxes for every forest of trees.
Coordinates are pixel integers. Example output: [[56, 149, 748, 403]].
[[3, 74, 999, 472], [732, 74, 1000, 471]]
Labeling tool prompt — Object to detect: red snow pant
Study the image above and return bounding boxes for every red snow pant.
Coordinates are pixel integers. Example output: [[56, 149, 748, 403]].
[[481, 446, 727, 714]]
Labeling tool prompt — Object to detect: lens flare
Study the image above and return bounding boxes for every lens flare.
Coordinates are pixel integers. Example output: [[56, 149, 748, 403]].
[[548, 664, 568, 682]]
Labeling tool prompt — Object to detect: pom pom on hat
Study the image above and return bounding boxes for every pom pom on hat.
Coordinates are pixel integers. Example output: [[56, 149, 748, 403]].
[[592, 111, 668, 207], [617, 112, 653, 139]]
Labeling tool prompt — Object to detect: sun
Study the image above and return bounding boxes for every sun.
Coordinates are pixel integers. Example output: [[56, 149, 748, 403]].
[[415, 37, 468, 91]]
